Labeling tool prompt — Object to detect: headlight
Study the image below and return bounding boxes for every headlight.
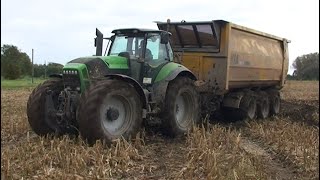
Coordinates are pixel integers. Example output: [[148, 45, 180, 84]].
[[63, 70, 78, 75]]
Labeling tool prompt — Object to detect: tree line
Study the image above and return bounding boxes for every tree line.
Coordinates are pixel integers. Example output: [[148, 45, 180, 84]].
[[1, 44, 63, 79], [1, 44, 319, 80], [289, 52, 319, 80]]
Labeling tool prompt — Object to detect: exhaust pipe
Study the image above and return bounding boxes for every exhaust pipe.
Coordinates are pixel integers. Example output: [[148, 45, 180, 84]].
[[95, 28, 103, 56]]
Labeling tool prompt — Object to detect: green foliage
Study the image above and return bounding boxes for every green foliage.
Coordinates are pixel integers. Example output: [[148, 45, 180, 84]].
[[292, 52, 319, 80], [1, 44, 32, 79], [33, 63, 63, 78], [286, 74, 296, 80], [47, 62, 63, 75], [33, 64, 45, 77], [1, 44, 64, 79]]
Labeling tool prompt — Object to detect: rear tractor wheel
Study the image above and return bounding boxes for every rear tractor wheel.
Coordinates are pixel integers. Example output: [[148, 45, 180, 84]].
[[77, 80, 143, 144]]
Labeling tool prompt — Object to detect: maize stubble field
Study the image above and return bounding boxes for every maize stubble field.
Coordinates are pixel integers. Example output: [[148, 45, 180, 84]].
[[1, 80, 319, 179]]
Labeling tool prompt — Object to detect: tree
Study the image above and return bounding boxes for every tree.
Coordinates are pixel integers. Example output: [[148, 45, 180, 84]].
[[292, 52, 319, 80], [47, 62, 63, 75], [33, 63, 64, 78], [33, 64, 45, 77], [286, 74, 296, 80], [1, 44, 32, 79]]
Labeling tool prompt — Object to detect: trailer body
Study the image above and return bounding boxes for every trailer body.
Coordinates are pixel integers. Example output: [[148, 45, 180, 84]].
[[157, 20, 289, 95]]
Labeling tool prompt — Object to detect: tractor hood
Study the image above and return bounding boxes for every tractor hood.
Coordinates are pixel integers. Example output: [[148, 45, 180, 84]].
[[66, 56, 129, 78]]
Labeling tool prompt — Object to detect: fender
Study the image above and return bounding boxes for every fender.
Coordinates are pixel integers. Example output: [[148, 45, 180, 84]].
[[222, 92, 244, 108], [165, 66, 197, 81], [49, 73, 63, 78], [104, 74, 147, 109], [152, 66, 197, 110]]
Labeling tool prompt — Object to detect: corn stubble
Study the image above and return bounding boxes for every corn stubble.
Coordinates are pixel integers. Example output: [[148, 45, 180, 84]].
[[1, 81, 319, 179], [177, 124, 267, 179]]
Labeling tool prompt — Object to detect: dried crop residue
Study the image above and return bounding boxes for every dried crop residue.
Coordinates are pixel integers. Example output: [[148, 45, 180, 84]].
[[132, 134, 188, 179], [1, 80, 319, 179], [240, 138, 298, 180], [281, 100, 319, 127]]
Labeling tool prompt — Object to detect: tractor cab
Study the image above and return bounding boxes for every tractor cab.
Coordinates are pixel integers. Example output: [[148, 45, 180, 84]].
[[95, 28, 173, 84]]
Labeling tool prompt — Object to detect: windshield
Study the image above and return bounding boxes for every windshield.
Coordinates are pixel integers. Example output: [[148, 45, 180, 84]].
[[108, 33, 170, 67], [109, 35, 144, 58]]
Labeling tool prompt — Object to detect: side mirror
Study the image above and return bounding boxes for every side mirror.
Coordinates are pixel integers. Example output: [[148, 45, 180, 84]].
[[160, 32, 169, 44]]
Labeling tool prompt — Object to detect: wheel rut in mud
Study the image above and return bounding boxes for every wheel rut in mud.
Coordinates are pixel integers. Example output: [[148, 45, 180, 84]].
[[280, 100, 319, 127], [133, 120, 188, 179], [240, 137, 300, 180]]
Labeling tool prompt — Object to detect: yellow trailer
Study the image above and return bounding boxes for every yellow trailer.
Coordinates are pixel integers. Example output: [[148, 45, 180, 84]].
[[157, 20, 290, 120]]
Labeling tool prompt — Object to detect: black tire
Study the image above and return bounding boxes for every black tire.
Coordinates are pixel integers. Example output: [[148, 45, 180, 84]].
[[239, 92, 257, 120], [27, 78, 63, 136], [161, 77, 200, 137], [257, 92, 270, 119], [268, 90, 280, 115], [77, 80, 142, 144], [221, 107, 241, 122]]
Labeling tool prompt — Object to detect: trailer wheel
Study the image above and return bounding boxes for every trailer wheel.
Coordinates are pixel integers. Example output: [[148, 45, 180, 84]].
[[77, 80, 142, 144], [269, 92, 280, 115], [161, 77, 200, 137], [239, 93, 257, 120], [27, 78, 64, 136], [257, 92, 270, 119]]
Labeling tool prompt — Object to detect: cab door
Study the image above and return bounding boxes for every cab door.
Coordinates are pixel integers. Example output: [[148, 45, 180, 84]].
[[142, 34, 171, 85]]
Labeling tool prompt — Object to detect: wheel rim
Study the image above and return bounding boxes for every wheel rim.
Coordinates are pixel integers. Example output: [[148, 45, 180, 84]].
[[273, 96, 280, 113], [247, 99, 256, 119], [100, 95, 131, 136], [175, 91, 193, 129], [261, 99, 269, 118]]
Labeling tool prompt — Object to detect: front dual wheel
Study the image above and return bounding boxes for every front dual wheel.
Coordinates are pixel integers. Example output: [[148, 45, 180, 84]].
[[77, 80, 142, 144]]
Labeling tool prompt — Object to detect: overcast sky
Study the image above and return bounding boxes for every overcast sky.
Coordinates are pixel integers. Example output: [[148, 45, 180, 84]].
[[1, 0, 319, 74]]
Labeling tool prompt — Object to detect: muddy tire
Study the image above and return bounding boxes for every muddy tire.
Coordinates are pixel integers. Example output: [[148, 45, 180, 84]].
[[221, 107, 240, 122], [27, 78, 64, 136], [239, 92, 257, 120], [77, 80, 142, 144], [257, 92, 270, 119], [161, 77, 200, 137], [268, 90, 280, 115]]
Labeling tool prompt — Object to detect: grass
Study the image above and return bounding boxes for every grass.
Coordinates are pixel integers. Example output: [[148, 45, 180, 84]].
[[1, 80, 319, 179], [1, 77, 46, 89]]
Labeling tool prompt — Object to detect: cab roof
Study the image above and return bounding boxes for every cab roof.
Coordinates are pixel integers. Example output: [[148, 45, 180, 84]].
[[111, 28, 166, 34]]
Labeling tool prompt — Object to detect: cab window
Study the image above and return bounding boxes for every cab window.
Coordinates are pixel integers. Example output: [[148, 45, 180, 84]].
[[146, 34, 169, 67]]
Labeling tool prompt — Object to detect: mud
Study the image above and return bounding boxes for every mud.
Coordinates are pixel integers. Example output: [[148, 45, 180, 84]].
[[240, 138, 299, 180], [280, 99, 319, 127]]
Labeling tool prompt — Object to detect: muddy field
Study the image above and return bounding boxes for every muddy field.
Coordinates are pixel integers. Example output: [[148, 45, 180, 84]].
[[1, 81, 319, 179]]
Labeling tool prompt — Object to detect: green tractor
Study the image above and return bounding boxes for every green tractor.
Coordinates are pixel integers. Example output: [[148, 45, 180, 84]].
[[27, 27, 199, 144]]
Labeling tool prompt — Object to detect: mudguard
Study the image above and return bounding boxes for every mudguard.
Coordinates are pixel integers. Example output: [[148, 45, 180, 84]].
[[152, 66, 197, 110], [104, 74, 147, 109], [165, 66, 196, 81], [49, 74, 63, 78]]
